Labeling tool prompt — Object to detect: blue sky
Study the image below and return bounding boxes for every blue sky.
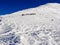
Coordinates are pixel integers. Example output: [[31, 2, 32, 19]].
[[0, 0, 60, 15]]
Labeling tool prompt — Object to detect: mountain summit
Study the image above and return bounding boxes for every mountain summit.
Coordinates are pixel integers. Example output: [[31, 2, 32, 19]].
[[0, 3, 60, 45]]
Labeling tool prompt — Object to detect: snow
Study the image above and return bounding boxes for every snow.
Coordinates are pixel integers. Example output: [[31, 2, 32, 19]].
[[0, 3, 60, 45]]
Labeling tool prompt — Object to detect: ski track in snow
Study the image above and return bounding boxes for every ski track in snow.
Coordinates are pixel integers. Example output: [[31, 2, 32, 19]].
[[0, 3, 60, 45]]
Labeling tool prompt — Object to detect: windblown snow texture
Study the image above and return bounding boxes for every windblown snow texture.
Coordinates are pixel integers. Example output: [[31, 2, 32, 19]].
[[0, 3, 60, 45]]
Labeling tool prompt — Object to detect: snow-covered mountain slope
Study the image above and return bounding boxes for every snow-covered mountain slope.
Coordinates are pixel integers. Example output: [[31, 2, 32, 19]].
[[0, 3, 60, 45]]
